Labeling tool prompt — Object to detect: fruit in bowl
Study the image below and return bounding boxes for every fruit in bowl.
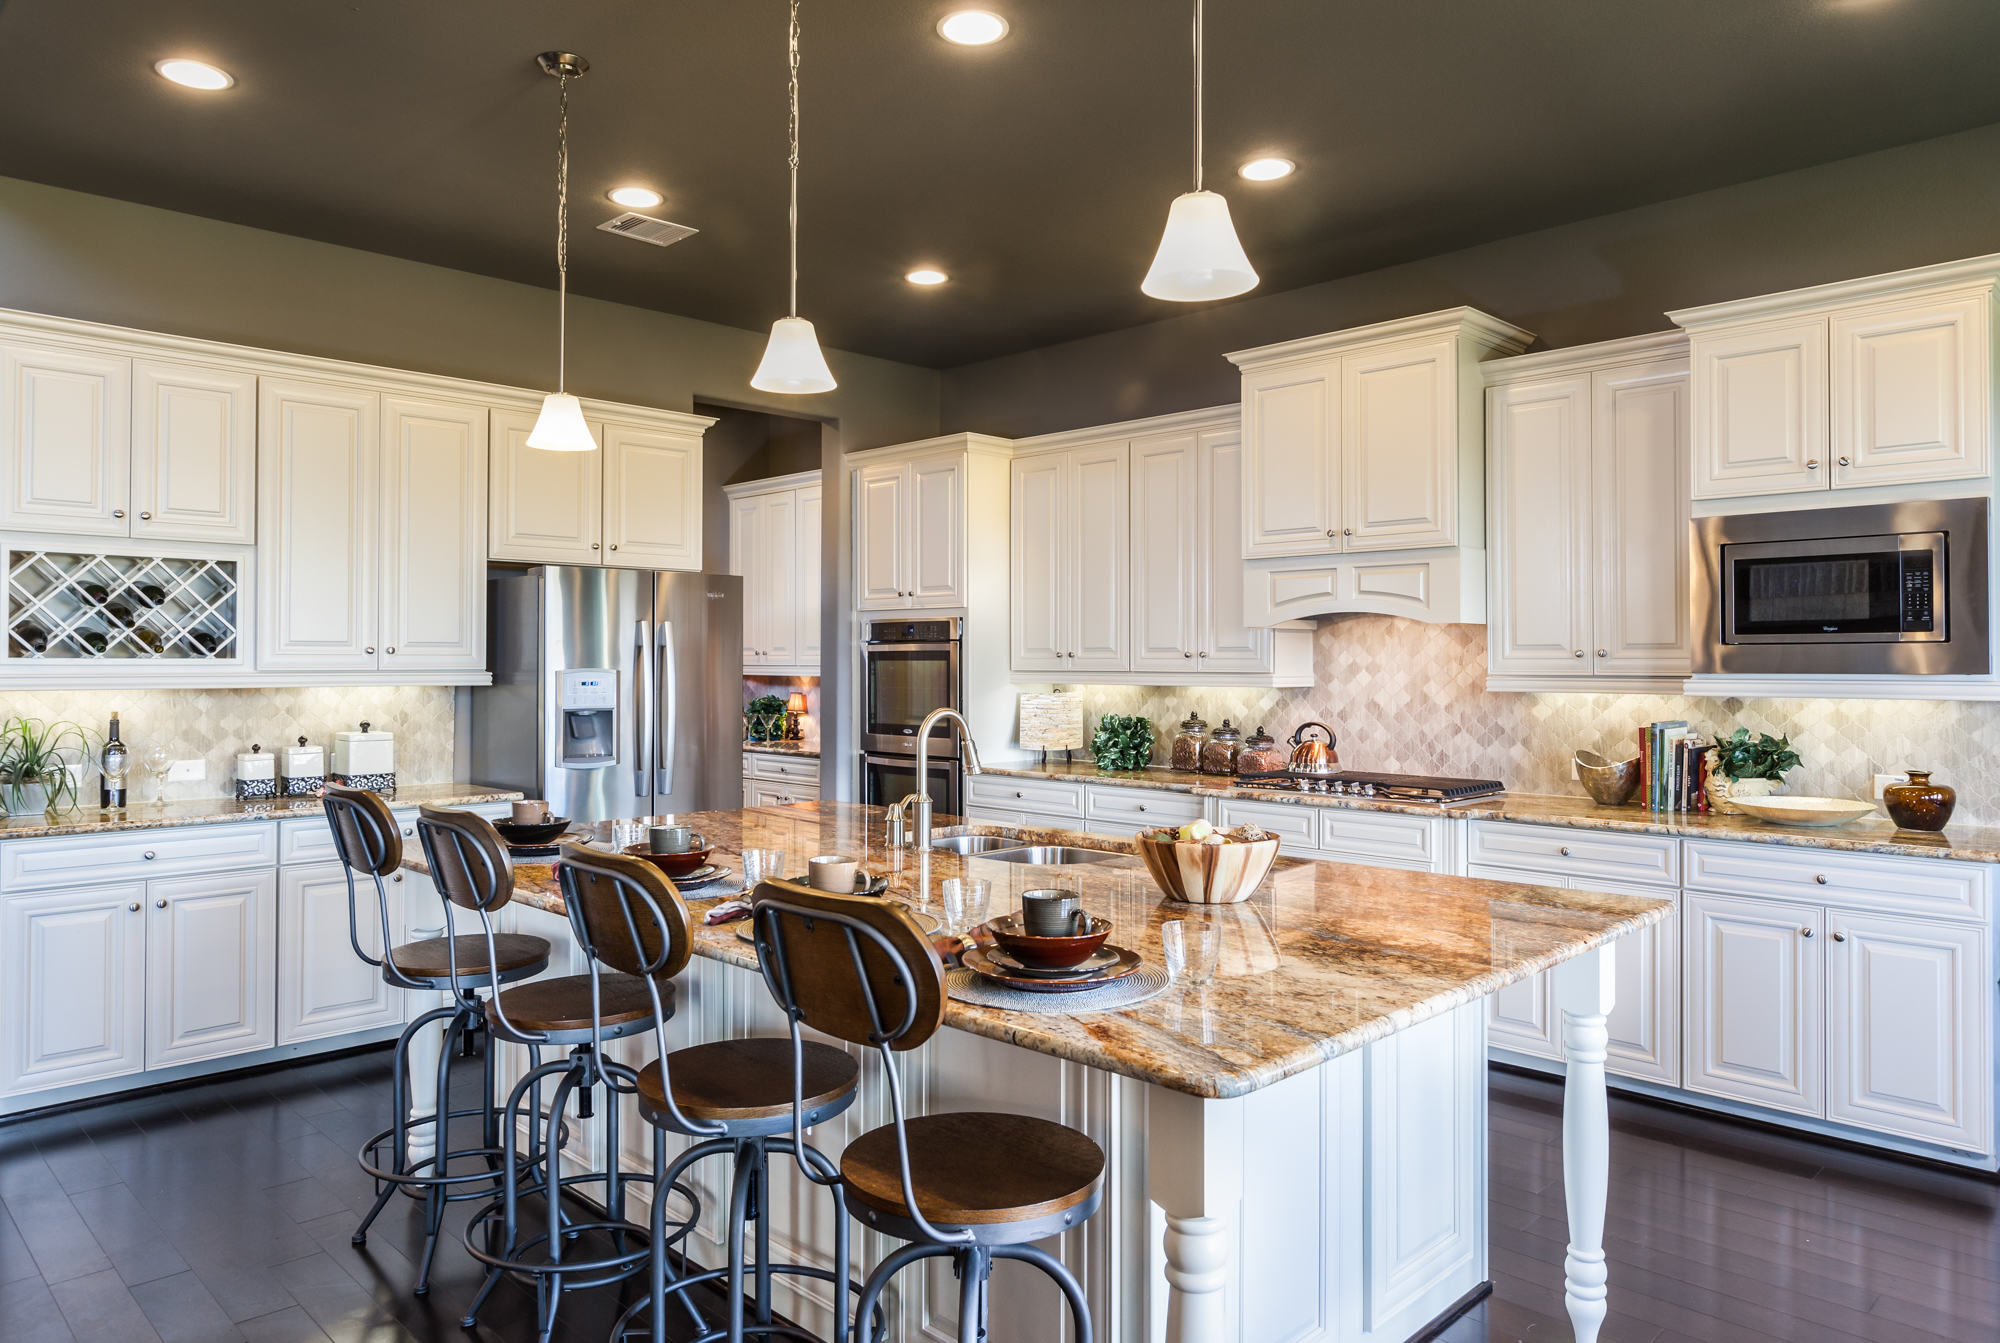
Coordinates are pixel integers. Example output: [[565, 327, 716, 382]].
[[1135, 822, 1279, 904]]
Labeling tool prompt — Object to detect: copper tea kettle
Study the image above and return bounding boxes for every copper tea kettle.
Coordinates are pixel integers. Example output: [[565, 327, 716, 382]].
[[1287, 722, 1340, 776]]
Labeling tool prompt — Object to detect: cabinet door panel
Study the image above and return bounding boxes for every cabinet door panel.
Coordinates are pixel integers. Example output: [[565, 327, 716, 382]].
[[1592, 878, 1680, 1086], [908, 452, 964, 606], [132, 360, 257, 544], [1593, 361, 1691, 677], [1685, 892, 1822, 1116], [1198, 429, 1272, 674], [257, 378, 380, 670], [1833, 293, 1988, 488], [797, 483, 822, 669], [1010, 454, 1067, 672], [854, 462, 907, 610], [1129, 432, 1198, 674], [1690, 320, 1828, 498], [146, 869, 276, 1069], [762, 490, 798, 666], [603, 424, 700, 569], [488, 407, 601, 563], [1344, 337, 1455, 549], [1242, 364, 1339, 556], [730, 492, 765, 667], [278, 862, 404, 1045], [0, 342, 131, 535], [1468, 864, 1564, 1060], [1069, 442, 1130, 672], [1486, 378, 1591, 677], [1827, 911, 1986, 1151], [1, 883, 146, 1096], [380, 395, 486, 672]]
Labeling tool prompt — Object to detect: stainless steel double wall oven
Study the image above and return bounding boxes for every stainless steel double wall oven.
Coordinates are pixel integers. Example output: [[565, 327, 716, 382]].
[[859, 617, 963, 814]]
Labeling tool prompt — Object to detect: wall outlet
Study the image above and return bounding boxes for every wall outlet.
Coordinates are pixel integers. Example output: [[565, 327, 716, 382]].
[[167, 758, 205, 782], [1873, 772, 1908, 800]]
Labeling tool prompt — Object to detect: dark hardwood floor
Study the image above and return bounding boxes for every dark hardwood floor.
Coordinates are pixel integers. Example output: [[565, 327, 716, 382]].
[[1, 1049, 1996, 1341]]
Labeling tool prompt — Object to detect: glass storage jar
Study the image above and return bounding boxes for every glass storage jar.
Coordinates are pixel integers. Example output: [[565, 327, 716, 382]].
[[1170, 712, 1208, 773], [1236, 724, 1286, 776], [1201, 720, 1242, 776]]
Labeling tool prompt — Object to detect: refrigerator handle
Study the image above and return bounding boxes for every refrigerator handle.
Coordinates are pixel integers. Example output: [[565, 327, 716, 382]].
[[635, 618, 653, 792], [657, 620, 676, 797]]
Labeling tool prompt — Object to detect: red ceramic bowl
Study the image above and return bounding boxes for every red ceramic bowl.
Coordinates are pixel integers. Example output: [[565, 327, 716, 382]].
[[622, 844, 714, 879], [985, 913, 1112, 970]]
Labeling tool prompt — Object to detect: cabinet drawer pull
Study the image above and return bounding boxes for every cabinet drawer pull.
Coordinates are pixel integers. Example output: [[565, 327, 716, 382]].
[[128, 902, 140, 912], [1831, 931, 1846, 942], [1814, 874, 1828, 885], [155, 899, 168, 909], [1800, 926, 1813, 937], [1137, 804, 1147, 812], [143, 850, 156, 860]]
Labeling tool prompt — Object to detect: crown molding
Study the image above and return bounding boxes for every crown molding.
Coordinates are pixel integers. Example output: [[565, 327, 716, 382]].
[[1483, 330, 1689, 383], [1667, 253, 2000, 330], [1010, 404, 1240, 456], [1226, 306, 1535, 371]]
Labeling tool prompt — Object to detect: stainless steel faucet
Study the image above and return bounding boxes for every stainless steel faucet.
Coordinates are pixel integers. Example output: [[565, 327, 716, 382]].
[[887, 707, 984, 848]]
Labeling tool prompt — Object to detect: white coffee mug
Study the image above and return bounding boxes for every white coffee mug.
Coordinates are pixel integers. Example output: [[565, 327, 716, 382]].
[[808, 855, 859, 894]]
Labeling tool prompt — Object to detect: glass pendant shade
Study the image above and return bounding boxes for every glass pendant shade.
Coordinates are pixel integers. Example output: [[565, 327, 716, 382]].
[[751, 317, 837, 394], [526, 391, 597, 451], [1141, 190, 1258, 301]]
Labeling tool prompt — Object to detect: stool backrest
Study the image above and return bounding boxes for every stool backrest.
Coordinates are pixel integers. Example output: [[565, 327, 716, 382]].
[[750, 880, 946, 1053], [416, 805, 515, 913], [321, 785, 413, 986]]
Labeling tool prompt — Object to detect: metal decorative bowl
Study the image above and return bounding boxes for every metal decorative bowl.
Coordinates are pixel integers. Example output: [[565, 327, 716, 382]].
[[1574, 751, 1641, 807]]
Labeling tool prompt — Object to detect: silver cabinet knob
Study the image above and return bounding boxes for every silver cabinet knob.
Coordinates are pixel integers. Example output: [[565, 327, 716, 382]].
[[143, 850, 156, 860], [610, 543, 618, 550], [1184, 651, 1193, 658], [392, 873, 403, 883], [1326, 529, 1336, 537], [1837, 457, 1851, 467], [1137, 804, 1147, 812], [365, 647, 375, 654], [138, 511, 151, 520], [403, 826, 414, 836], [1597, 650, 1607, 657], [1014, 791, 1024, 799], [1343, 528, 1353, 536], [1198, 651, 1208, 658], [128, 902, 140, 912], [1560, 846, 1572, 856], [1815, 874, 1828, 885], [155, 899, 167, 909], [112, 509, 125, 519], [1806, 459, 1820, 469], [386, 647, 395, 654], [1574, 650, 1584, 658], [1831, 931, 1846, 942], [1801, 926, 1814, 937]]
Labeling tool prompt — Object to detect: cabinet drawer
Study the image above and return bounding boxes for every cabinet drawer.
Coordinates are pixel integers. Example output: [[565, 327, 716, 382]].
[[1467, 821, 1677, 887], [2, 821, 277, 893], [1684, 840, 1988, 920], [1318, 809, 1444, 871], [750, 754, 821, 784], [967, 775, 1084, 819], [1084, 786, 1202, 829], [1213, 799, 1318, 853], [280, 810, 416, 866]]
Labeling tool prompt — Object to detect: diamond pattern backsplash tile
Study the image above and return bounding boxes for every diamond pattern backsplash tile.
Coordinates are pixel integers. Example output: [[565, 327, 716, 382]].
[[1054, 614, 2000, 824], [0, 686, 456, 801]]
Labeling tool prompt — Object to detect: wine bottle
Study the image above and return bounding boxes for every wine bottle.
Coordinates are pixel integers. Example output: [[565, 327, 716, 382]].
[[14, 624, 47, 654], [100, 713, 128, 812], [133, 584, 167, 609], [105, 603, 132, 628], [134, 626, 164, 654], [186, 629, 218, 656], [81, 582, 110, 606], [78, 628, 108, 655]]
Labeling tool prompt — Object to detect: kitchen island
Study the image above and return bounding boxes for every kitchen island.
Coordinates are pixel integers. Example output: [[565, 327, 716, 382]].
[[409, 801, 1668, 1343]]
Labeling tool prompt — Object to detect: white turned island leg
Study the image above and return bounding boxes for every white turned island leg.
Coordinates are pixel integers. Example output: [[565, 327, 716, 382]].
[[1147, 1086, 1244, 1343], [404, 917, 448, 1169], [1550, 945, 1616, 1343]]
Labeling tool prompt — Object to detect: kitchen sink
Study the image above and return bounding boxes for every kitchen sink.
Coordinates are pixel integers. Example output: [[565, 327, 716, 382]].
[[974, 845, 1127, 866], [929, 834, 1020, 855]]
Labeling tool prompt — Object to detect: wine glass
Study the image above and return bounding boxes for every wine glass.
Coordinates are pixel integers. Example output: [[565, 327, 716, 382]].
[[142, 745, 173, 806]]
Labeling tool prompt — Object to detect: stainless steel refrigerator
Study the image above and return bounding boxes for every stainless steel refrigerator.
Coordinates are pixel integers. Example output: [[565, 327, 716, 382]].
[[470, 567, 744, 822]]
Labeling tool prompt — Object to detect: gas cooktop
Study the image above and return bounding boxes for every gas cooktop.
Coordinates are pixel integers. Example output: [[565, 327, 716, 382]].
[[1234, 769, 1505, 804]]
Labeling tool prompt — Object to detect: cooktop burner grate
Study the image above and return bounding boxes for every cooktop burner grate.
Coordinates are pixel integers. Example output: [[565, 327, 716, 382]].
[[1234, 769, 1505, 803]]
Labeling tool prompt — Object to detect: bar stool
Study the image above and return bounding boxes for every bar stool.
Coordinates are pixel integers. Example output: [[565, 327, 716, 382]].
[[320, 786, 553, 1294], [572, 847, 869, 1343], [750, 879, 1101, 1343], [438, 820, 701, 1342]]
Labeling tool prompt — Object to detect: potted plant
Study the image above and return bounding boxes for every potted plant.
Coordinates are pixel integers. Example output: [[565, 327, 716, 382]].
[[0, 716, 90, 817], [1090, 714, 1154, 774], [745, 694, 787, 743], [1703, 727, 1802, 815]]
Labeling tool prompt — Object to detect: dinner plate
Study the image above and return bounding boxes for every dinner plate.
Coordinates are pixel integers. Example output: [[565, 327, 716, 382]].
[[981, 944, 1124, 978], [961, 943, 1141, 993], [670, 864, 725, 886]]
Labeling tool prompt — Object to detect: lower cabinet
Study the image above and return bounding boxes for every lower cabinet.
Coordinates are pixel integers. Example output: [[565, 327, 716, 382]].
[[1, 881, 148, 1095], [145, 869, 277, 1069], [1683, 892, 1823, 1116], [742, 753, 820, 808], [278, 861, 407, 1044]]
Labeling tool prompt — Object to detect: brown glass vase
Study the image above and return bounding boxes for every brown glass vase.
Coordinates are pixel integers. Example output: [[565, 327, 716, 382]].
[[1883, 770, 1956, 831]]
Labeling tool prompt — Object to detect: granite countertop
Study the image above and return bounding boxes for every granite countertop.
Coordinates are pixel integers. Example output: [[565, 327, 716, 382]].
[[980, 761, 2000, 864], [411, 800, 1668, 1100], [744, 741, 820, 758], [0, 783, 524, 841]]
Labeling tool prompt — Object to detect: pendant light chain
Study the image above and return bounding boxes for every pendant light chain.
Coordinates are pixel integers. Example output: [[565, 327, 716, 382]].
[[787, 0, 802, 318], [1192, 0, 1203, 193], [555, 70, 571, 392]]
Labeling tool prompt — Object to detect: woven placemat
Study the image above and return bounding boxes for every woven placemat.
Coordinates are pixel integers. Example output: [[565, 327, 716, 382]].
[[946, 966, 1171, 1015]]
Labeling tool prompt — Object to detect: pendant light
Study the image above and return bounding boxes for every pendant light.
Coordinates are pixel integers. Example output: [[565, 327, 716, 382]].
[[1141, 0, 1258, 302], [527, 51, 599, 452], [751, 0, 837, 394]]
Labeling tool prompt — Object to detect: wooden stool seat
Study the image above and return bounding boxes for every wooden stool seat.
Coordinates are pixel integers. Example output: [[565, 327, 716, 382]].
[[841, 1113, 1105, 1226], [388, 932, 550, 980], [636, 1038, 859, 1123], [491, 973, 670, 1034]]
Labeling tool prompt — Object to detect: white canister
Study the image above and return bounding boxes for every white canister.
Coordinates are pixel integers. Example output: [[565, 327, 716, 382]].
[[332, 721, 396, 795], [235, 744, 277, 801], [281, 736, 325, 797]]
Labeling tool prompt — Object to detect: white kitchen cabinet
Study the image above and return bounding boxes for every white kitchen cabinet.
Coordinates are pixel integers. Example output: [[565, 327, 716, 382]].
[[488, 406, 602, 563], [1129, 431, 1199, 676], [853, 442, 993, 611], [379, 394, 487, 674], [1239, 360, 1339, 557], [256, 377, 380, 671], [725, 469, 821, 674], [1009, 438, 1128, 673], [1687, 319, 1827, 499], [131, 359, 259, 545], [278, 860, 407, 1045], [1684, 891, 1824, 1117], [490, 410, 707, 571], [1343, 336, 1458, 550], [0, 341, 132, 536], [144, 868, 276, 1069], [1485, 375, 1591, 681], [603, 422, 702, 569], [743, 753, 820, 808], [1199, 429, 1279, 676], [1831, 292, 1989, 488], [1, 881, 147, 1096], [1593, 358, 1691, 677], [1010, 452, 1065, 672], [854, 458, 906, 608]]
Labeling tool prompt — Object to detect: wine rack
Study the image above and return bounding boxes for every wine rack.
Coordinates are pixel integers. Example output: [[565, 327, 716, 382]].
[[6, 548, 240, 663]]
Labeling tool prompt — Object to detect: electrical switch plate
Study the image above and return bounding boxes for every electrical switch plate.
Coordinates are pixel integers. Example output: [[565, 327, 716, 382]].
[[167, 758, 205, 782], [1873, 772, 1908, 799]]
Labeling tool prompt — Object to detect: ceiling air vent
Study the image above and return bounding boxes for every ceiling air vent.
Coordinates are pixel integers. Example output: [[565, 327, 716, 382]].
[[596, 213, 698, 247]]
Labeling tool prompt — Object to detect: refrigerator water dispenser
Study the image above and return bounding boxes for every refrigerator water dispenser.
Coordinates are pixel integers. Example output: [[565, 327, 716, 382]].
[[559, 669, 618, 768]]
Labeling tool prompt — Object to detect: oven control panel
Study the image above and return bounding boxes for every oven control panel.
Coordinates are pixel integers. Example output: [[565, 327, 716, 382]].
[[867, 619, 958, 643]]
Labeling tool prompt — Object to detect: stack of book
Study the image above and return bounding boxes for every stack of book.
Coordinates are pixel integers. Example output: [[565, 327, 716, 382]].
[[1638, 721, 1709, 811]]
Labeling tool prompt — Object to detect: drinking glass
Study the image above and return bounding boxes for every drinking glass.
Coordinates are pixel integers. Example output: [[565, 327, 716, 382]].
[[940, 878, 991, 933], [609, 820, 645, 852], [741, 847, 787, 888], [142, 745, 173, 806], [1161, 920, 1219, 985]]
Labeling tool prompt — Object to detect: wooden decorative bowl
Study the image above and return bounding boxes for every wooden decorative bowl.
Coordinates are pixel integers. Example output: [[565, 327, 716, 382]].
[[1134, 835, 1280, 904]]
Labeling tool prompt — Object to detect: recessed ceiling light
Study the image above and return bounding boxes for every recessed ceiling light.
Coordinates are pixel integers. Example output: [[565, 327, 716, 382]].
[[938, 11, 1009, 44], [154, 59, 234, 91], [608, 186, 663, 209], [906, 269, 949, 285], [1238, 157, 1296, 181]]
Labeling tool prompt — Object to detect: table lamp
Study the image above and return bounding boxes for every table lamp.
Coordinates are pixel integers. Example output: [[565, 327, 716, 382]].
[[785, 691, 808, 742], [1019, 692, 1084, 768]]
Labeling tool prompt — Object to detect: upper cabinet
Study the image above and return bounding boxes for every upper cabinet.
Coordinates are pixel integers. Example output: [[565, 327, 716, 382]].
[[725, 469, 821, 675], [852, 435, 1011, 612], [133, 360, 260, 545], [1670, 258, 1999, 501], [1009, 438, 1130, 675], [489, 411, 706, 569], [1485, 334, 1691, 693], [602, 424, 700, 568], [0, 341, 131, 536]]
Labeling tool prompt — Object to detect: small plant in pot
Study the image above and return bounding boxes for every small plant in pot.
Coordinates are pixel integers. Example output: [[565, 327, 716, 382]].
[[1090, 714, 1155, 774], [1704, 728, 1802, 815], [0, 716, 90, 817]]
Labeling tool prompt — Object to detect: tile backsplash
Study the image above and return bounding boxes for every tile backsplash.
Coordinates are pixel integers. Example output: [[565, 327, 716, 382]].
[[1054, 614, 2000, 825], [0, 686, 455, 800]]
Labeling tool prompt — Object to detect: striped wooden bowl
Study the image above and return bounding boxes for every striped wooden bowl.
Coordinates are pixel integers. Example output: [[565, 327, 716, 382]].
[[1134, 835, 1280, 904]]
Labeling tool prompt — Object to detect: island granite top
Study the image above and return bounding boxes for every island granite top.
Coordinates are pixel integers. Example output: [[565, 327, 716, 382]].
[[979, 761, 2000, 864], [0, 783, 524, 841], [411, 800, 1668, 1100]]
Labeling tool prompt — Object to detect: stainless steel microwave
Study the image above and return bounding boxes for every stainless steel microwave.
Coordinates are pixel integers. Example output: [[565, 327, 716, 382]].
[[1693, 498, 1989, 676]]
